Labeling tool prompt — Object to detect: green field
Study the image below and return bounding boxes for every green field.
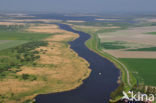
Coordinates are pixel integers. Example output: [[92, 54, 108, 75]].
[[101, 41, 128, 50], [0, 25, 27, 32], [128, 47, 156, 51], [0, 31, 54, 51], [0, 40, 28, 51], [71, 21, 156, 102], [0, 31, 52, 40], [147, 32, 156, 35], [119, 58, 156, 86]]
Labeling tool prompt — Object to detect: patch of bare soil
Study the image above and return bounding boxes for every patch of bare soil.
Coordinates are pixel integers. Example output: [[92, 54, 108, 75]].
[[103, 49, 156, 58], [144, 18, 156, 22], [99, 26, 156, 46]]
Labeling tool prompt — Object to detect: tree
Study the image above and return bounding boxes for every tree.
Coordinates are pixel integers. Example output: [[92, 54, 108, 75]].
[[21, 74, 29, 80]]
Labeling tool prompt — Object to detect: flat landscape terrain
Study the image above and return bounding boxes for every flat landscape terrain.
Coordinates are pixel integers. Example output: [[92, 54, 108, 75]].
[[0, 21, 90, 103], [1, 14, 156, 103], [119, 58, 156, 86], [69, 18, 156, 101], [97, 25, 156, 86]]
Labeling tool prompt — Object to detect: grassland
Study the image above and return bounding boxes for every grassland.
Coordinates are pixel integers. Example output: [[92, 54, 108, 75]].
[[0, 31, 52, 40], [0, 23, 91, 103], [0, 31, 52, 51], [147, 32, 156, 35], [128, 47, 156, 51], [119, 58, 156, 86], [100, 41, 128, 50], [0, 24, 53, 51], [0, 40, 28, 51]]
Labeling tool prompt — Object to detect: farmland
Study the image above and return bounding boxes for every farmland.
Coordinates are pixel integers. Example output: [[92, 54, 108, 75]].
[[1, 14, 156, 103], [69, 18, 156, 101], [119, 58, 156, 86], [147, 32, 156, 35], [128, 46, 156, 51]]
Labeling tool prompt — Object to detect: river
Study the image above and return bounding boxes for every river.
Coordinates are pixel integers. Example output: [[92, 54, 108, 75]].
[[34, 24, 120, 103]]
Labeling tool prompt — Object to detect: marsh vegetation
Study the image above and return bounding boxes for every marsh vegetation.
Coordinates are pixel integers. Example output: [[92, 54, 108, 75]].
[[0, 23, 91, 103]]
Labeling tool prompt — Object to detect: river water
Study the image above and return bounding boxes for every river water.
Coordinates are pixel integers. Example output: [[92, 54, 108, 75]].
[[34, 24, 120, 103]]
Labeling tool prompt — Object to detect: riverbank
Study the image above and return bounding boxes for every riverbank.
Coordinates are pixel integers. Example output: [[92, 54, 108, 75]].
[[70, 25, 133, 102], [0, 23, 91, 103]]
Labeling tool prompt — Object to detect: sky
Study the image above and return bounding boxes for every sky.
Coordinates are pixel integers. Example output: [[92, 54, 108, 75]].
[[1, 0, 156, 13]]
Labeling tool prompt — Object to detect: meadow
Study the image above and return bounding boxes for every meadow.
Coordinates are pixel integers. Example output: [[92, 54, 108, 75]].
[[0, 25, 53, 51], [147, 32, 156, 35], [0, 31, 52, 40], [0, 40, 28, 51], [128, 47, 156, 51], [119, 58, 156, 86]]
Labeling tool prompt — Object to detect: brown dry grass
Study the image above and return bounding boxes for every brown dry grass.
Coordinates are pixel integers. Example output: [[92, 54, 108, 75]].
[[0, 22, 25, 25], [0, 79, 44, 94], [8, 19, 62, 23], [0, 24, 91, 103], [72, 25, 120, 33], [73, 25, 120, 29], [26, 24, 78, 37]]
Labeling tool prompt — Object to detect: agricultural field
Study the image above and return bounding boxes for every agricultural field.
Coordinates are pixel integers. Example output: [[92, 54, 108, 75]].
[[97, 25, 156, 86], [69, 18, 156, 101], [0, 21, 91, 103], [119, 58, 156, 86]]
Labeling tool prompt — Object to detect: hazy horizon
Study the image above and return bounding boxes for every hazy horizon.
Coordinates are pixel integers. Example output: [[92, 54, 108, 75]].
[[1, 0, 156, 14]]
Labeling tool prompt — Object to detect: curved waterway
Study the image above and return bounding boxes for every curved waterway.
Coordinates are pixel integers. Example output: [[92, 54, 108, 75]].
[[34, 24, 120, 103]]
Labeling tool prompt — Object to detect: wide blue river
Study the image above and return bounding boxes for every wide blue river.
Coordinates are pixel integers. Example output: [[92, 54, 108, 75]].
[[34, 24, 120, 103]]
